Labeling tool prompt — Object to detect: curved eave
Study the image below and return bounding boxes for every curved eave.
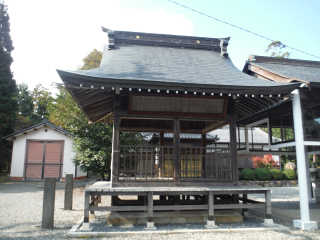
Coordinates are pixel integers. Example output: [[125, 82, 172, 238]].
[[57, 69, 301, 94]]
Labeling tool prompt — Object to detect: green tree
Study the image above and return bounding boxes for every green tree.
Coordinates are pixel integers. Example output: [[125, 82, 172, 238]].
[[78, 49, 102, 70], [47, 83, 87, 133], [266, 41, 291, 58], [0, 2, 18, 172], [32, 83, 53, 118], [13, 83, 35, 131], [17, 82, 33, 115], [13, 83, 53, 131]]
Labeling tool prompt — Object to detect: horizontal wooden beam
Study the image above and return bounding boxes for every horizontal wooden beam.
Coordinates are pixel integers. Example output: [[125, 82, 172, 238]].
[[214, 203, 265, 209], [90, 203, 264, 212], [119, 126, 203, 133], [111, 209, 242, 218], [117, 110, 236, 122], [90, 206, 147, 211]]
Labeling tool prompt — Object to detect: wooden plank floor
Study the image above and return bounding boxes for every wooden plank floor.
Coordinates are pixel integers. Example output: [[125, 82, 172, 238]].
[[85, 181, 270, 193]]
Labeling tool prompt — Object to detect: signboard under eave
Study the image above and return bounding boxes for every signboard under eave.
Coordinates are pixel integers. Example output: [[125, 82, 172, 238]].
[[128, 93, 228, 117]]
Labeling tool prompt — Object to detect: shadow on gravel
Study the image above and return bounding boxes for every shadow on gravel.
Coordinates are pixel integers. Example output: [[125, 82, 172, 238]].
[[0, 178, 97, 193], [279, 229, 318, 240], [271, 201, 320, 210]]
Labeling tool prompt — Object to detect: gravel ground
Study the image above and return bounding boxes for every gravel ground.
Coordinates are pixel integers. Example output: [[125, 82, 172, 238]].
[[0, 182, 319, 240], [248, 187, 320, 209]]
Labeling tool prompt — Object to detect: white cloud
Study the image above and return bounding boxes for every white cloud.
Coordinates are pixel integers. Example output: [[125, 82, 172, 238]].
[[6, 0, 193, 92]]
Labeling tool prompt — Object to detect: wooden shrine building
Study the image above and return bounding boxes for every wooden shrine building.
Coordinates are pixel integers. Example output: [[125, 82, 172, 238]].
[[57, 28, 300, 230]]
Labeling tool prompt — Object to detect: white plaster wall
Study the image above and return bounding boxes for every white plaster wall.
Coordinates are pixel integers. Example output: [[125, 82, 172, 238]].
[[10, 126, 86, 179]]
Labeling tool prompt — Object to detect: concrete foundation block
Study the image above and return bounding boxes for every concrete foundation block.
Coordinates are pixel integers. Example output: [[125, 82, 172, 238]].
[[79, 222, 93, 232], [144, 221, 157, 231], [205, 220, 218, 229], [186, 216, 204, 223], [264, 218, 274, 225], [172, 217, 187, 224], [136, 218, 148, 225], [293, 220, 318, 230]]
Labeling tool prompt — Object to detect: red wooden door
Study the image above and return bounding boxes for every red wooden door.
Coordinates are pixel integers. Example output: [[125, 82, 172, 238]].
[[25, 141, 63, 180]]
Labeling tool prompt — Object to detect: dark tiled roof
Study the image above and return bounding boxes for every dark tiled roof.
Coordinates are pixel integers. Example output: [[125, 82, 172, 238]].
[[247, 55, 320, 83], [2, 119, 74, 140], [58, 44, 299, 91]]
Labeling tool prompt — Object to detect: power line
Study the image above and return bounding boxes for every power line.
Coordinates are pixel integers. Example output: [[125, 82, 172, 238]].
[[168, 0, 320, 59]]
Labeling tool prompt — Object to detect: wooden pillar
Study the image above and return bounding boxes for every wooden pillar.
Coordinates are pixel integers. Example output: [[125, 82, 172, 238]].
[[64, 174, 73, 210], [229, 99, 238, 185], [232, 194, 239, 204], [201, 133, 206, 178], [148, 191, 154, 222], [265, 190, 272, 220], [158, 131, 164, 178], [243, 194, 248, 216], [208, 191, 214, 221], [173, 118, 181, 183], [84, 191, 90, 224], [42, 178, 56, 229], [159, 131, 164, 146], [174, 195, 180, 212], [111, 114, 120, 185]]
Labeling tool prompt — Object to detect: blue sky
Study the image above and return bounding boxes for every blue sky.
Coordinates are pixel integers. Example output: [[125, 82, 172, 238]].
[[6, 0, 320, 92]]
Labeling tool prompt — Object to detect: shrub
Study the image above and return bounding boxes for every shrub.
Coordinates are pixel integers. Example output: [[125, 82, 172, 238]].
[[240, 168, 255, 180], [254, 168, 271, 180], [283, 169, 296, 180], [270, 169, 283, 180]]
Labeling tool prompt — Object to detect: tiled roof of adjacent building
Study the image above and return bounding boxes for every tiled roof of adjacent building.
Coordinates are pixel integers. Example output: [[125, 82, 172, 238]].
[[244, 55, 320, 84], [208, 125, 274, 144]]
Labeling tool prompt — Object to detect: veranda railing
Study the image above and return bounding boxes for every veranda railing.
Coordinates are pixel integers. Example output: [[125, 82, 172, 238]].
[[119, 145, 232, 182]]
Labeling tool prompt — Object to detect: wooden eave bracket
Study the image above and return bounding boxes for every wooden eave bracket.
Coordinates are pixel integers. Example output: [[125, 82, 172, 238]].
[[94, 112, 114, 124]]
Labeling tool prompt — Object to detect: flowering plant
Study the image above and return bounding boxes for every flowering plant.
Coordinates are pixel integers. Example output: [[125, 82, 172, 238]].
[[251, 154, 279, 169]]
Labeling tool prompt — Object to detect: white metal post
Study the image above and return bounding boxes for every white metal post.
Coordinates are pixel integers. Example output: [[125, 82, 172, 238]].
[[292, 89, 318, 230]]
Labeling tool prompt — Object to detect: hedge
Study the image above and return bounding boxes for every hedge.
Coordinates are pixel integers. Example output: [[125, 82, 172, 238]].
[[240, 168, 255, 180], [270, 169, 283, 180], [254, 168, 271, 180], [283, 169, 296, 180]]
